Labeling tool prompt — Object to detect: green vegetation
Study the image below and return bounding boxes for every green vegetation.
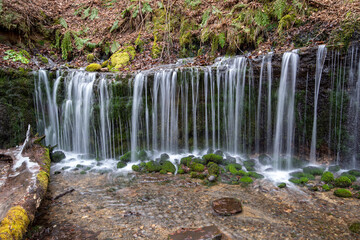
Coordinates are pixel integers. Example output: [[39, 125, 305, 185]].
[[243, 159, 256, 171], [341, 173, 356, 182], [348, 169, 360, 177], [132, 165, 140, 172], [208, 163, 220, 176], [161, 161, 176, 174], [239, 176, 253, 184], [85, 63, 101, 72], [278, 183, 286, 188], [145, 161, 161, 172], [87, 53, 95, 63], [117, 162, 127, 169], [120, 151, 132, 163], [334, 176, 352, 188], [333, 188, 352, 198], [289, 177, 309, 185], [3, 50, 30, 64], [190, 163, 205, 172], [202, 154, 223, 164], [302, 166, 324, 176], [328, 165, 341, 172], [349, 222, 360, 234], [321, 172, 334, 183], [322, 184, 330, 191]]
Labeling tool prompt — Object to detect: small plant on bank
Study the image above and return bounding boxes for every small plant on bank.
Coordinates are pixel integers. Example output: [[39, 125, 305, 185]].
[[334, 176, 352, 188], [3, 49, 30, 64], [333, 188, 352, 198], [321, 171, 334, 183]]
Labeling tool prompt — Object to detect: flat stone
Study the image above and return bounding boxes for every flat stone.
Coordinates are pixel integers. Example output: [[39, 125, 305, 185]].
[[212, 197, 242, 216], [168, 225, 222, 240]]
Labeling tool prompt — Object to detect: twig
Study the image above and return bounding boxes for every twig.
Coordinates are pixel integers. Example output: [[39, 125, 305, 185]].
[[52, 188, 75, 201]]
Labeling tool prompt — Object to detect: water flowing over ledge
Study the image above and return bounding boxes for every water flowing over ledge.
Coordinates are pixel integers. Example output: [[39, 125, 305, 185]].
[[34, 45, 360, 177]]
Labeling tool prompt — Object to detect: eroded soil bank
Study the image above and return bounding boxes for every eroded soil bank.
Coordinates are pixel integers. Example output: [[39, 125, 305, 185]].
[[27, 171, 360, 240]]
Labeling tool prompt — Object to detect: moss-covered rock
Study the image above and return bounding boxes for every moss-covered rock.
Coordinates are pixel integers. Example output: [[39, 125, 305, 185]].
[[247, 171, 264, 179], [51, 151, 66, 163], [334, 176, 352, 188], [160, 169, 167, 174], [177, 168, 185, 174], [347, 169, 360, 177], [349, 222, 360, 234], [145, 161, 161, 172], [120, 151, 132, 163], [289, 171, 315, 180], [341, 173, 356, 182], [190, 163, 205, 172], [132, 165, 140, 172], [161, 160, 176, 174], [227, 163, 242, 175], [322, 184, 331, 191], [303, 166, 324, 176], [289, 177, 309, 185], [258, 154, 272, 165], [0, 206, 30, 240], [87, 53, 95, 63], [202, 153, 223, 164], [117, 162, 127, 169], [278, 182, 286, 188], [180, 156, 193, 167], [36, 54, 49, 64], [137, 150, 148, 161], [243, 159, 256, 171], [85, 63, 101, 72], [334, 188, 352, 198], [208, 163, 220, 176], [239, 176, 253, 184], [321, 171, 334, 183], [328, 165, 341, 173], [109, 46, 136, 70]]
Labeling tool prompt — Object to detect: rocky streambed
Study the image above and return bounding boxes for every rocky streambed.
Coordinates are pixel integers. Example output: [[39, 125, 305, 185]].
[[26, 170, 360, 240]]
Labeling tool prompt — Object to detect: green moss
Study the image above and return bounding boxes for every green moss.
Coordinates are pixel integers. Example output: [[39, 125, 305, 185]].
[[202, 153, 223, 164], [348, 169, 360, 177], [322, 184, 331, 191], [289, 171, 315, 180], [61, 31, 72, 60], [208, 163, 220, 176], [87, 53, 95, 63], [334, 176, 352, 188], [341, 173, 356, 182], [80, 170, 87, 174], [243, 159, 256, 171], [0, 206, 30, 240], [247, 171, 264, 179], [132, 165, 140, 172], [160, 169, 167, 174], [85, 63, 101, 72], [302, 166, 324, 176], [239, 176, 253, 184], [101, 60, 108, 68], [227, 164, 242, 175], [328, 165, 341, 172], [37, 170, 49, 190], [190, 163, 205, 172], [177, 168, 185, 174], [151, 35, 161, 59], [120, 151, 132, 163], [334, 188, 352, 198], [117, 162, 127, 169], [161, 161, 176, 174], [190, 171, 198, 178], [278, 182, 286, 188], [137, 150, 148, 161], [145, 161, 161, 172], [321, 171, 334, 183], [36, 54, 48, 64], [349, 222, 360, 234], [289, 177, 308, 185], [180, 156, 193, 167]]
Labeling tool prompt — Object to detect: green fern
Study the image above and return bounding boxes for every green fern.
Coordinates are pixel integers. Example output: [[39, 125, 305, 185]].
[[142, 2, 152, 14], [274, 0, 287, 20], [201, 9, 211, 27], [55, 30, 61, 49], [0, 0, 3, 12], [254, 11, 269, 27], [211, 35, 219, 55], [73, 34, 89, 50], [90, 8, 99, 20], [82, 7, 91, 19], [278, 14, 296, 33], [185, 0, 202, 8], [110, 20, 119, 33], [200, 27, 210, 43], [74, 6, 84, 16], [218, 33, 226, 48], [61, 31, 72, 60], [132, 6, 139, 18], [59, 18, 68, 29]]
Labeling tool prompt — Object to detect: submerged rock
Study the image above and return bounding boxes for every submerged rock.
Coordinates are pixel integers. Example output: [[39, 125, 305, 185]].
[[258, 154, 272, 165], [212, 197, 242, 216], [168, 225, 222, 240], [51, 151, 65, 163]]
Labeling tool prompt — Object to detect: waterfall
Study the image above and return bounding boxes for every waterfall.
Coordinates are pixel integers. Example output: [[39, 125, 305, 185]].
[[273, 51, 299, 170], [310, 45, 327, 162], [266, 53, 273, 153]]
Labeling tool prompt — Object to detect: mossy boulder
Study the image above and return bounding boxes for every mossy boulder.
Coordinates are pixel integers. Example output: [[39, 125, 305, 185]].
[[243, 159, 256, 171], [132, 165, 140, 172], [347, 169, 360, 177], [341, 173, 357, 182], [109, 46, 136, 70], [87, 53, 95, 63], [51, 151, 66, 163], [160, 153, 170, 161], [137, 150, 148, 161], [120, 151, 132, 163], [289, 177, 309, 185], [328, 165, 341, 173], [278, 183, 287, 188], [117, 162, 127, 169], [239, 176, 253, 184], [289, 171, 315, 180], [334, 176, 352, 188], [190, 163, 205, 172], [258, 154, 272, 165], [334, 188, 352, 198], [349, 222, 360, 234], [202, 153, 223, 164], [85, 63, 101, 72], [302, 166, 324, 176], [208, 163, 220, 176], [177, 168, 185, 174], [322, 184, 331, 191], [247, 171, 264, 179], [321, 171, 334, 183], [160, 169, 167, 174], [145, 161, 161, 172], [161, 160, 176, 174], [227, 163, 242, 175]]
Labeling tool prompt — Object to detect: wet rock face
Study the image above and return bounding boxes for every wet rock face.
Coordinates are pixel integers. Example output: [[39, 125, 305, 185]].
[[51, 151, 66, 163], [212, 198, 242, 216], [168, 225, 223, 240]]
